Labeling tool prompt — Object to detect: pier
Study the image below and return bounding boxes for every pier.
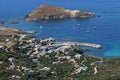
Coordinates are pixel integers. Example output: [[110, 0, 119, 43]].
[[57, 42, 102, 49]]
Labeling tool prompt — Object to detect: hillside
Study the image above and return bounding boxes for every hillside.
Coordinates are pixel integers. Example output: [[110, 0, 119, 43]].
[[0, 29, 120, 80]]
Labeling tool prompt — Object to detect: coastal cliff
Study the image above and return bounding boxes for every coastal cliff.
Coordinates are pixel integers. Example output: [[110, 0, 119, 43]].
[[25, 4, 95, 21]]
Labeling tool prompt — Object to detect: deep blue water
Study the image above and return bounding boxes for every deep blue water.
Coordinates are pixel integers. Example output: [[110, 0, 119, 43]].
[[0, 0, 120, 57]]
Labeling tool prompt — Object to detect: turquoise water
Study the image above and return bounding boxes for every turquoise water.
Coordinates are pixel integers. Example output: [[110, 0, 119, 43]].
[[0, 0, 120, 57]]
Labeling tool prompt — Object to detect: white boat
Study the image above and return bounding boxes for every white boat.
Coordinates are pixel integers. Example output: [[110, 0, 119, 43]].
[[40, 26, 43, 29], [77, 23, 80, 26], [92, 27, 97, 29], [86, 30, 90, 33], [86, 26, 90, 33]]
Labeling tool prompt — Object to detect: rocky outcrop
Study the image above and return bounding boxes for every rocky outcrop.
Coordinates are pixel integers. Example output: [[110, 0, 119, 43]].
[[25, 4, 95, 21]]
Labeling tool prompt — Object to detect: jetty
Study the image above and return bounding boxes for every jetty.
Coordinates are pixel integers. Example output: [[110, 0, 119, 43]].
[[57, 42, 102, 49], [26, 31, 37, 34]]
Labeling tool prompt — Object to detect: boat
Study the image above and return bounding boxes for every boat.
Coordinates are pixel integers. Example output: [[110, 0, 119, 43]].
[[92, 27, 97, 29], [77, 23, 80, 26], [86, 30, 90, 33], [40, 26, 43, 29], [86, 26, 90, 33]]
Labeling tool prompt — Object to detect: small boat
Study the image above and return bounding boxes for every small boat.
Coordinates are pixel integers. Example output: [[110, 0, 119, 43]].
[[86, 26, 90, 33], [86, 30, 90, 33], [92, 27, 97, 29], [40, 26, 43, 29], [77, 24, 80, 26]]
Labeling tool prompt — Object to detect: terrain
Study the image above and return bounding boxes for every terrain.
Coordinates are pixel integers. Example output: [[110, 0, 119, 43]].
[[0, 28, 120, 80], [25, 4, 95, 21]]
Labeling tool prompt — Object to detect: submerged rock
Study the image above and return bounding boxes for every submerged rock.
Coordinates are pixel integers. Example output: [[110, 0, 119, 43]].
[[25, 4, 95, 21], [0, 21, 5, 26], [10, 21, 19, 24]]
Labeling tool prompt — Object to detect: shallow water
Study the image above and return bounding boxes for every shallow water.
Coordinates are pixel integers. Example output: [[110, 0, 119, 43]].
[[0, 0, 120, 57]]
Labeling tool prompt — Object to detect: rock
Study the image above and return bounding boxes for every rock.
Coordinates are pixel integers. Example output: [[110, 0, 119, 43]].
[[10, 21, 19, 24], [24, 4, 95, 21], [0, 21, 5, 26]]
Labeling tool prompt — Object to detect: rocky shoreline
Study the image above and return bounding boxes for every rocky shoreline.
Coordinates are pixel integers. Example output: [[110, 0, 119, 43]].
[[25, 4, 95, 21]]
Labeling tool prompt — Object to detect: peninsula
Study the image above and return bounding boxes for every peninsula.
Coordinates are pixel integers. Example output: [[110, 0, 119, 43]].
[[24, 4, 95, 21]]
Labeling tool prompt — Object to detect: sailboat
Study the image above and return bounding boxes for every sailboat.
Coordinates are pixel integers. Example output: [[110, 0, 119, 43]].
[[86, 26, 90, 33], [86, 30, 90, 33]]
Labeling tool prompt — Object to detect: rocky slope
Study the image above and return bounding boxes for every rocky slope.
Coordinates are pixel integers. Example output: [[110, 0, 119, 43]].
[[0, 28, 22, 47], [25, 4, 95, 21], [0, 28, 20, 35]]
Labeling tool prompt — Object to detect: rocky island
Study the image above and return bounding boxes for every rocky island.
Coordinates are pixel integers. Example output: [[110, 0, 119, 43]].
[[25, 4, 95, 21]]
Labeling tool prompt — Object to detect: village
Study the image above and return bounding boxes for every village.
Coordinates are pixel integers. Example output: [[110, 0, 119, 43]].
[[0, 28, 120, 80], [1, 0, 120, 79], [0, 28, 104, 79]]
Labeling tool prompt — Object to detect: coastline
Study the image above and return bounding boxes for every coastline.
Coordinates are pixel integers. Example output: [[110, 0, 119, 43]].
[[0, 27, 102, 50], [0, 27, 117, 60], [0, 1, 120, 79], [0, 27, 120, 80]]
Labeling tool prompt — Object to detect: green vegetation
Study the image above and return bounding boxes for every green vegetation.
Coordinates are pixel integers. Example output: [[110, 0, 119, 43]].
[[0, 32, 120, 80], [0, 46, 120, 80]]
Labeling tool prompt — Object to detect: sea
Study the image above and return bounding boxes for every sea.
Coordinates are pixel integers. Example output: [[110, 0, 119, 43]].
[[0, 0, 120, 58]]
